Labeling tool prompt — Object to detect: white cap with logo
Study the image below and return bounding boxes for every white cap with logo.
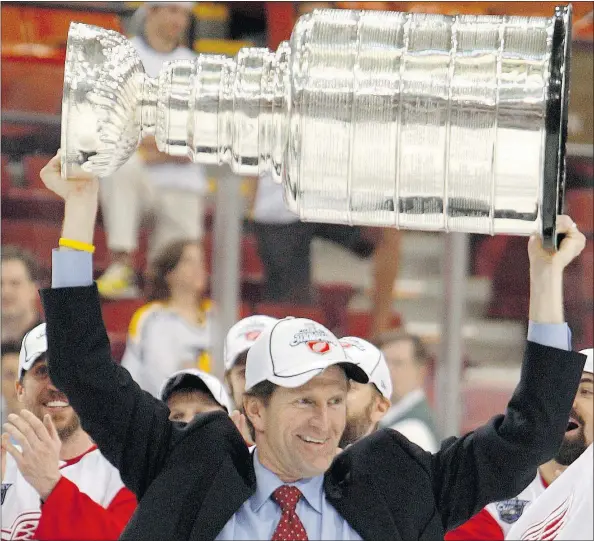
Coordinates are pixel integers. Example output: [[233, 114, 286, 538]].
[[339, 336, 393, 400], [224, 315, 278, 371], [19, 323, 48, 380], [580, 348, 593, 374], [159, 368, 233, 412], [245, 318, 369, 391]]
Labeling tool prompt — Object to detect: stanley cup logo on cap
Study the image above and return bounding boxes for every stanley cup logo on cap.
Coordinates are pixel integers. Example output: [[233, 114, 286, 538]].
[[290, 325, 333, 355]]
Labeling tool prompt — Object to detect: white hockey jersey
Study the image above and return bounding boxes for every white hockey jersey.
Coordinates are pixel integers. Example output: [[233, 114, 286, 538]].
[[446, 472, 547, 539], [1, 445, 136, 541], [506, 444, 593, 540], [121, 300, 214, 398], [485, 474, 548, 537]]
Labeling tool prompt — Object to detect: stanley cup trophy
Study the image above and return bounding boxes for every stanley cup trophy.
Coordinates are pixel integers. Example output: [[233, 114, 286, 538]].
[[61, 6, 572, 249]]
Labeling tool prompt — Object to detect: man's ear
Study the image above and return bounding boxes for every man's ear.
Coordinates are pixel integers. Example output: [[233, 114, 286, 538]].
[[15, 379, 25, 403], [371, 396, 391, 425], [243, 395, 267, 435]]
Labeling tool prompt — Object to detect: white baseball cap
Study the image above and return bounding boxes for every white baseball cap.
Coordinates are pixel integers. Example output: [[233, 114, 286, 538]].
[[339, 336, 393, 400], [580, 348, 593, 374], [159, 368, 233, 412], [224, 315, 278, 371], [245, 318, 368, 391], [19, 323, 47, 380]]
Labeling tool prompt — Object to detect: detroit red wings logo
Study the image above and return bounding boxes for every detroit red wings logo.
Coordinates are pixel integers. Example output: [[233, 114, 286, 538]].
[[244, 330, 262, 341], [307, 341, 331, 354], [519, 493, 573, 540], [1, 511, 40, 540]]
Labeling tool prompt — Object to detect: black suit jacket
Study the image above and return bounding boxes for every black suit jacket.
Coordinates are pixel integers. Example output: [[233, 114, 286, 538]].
[[41, 285, 586, 541]]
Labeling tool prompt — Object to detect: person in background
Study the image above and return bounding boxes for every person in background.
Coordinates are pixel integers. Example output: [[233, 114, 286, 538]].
[[121, 239, 213, 398], [338, 336, 392, 448], [248, 170, 401, 337], [223, 315, 278, 409], [1, 323, 137, 541], [244, 1, 402, 338], [97, 1, 208, 299], [160, 368, 232, 423], [446, 347, 594, 540], [1, 342, 21, 425], [1, 246, 43, 343], [374, 330, 439, 452], [506, 444, 592, 540]]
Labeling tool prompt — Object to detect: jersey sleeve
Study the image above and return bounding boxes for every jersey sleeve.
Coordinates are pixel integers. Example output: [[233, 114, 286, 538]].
[[34, 477, 137, 540], [445, 508, 504, 540]]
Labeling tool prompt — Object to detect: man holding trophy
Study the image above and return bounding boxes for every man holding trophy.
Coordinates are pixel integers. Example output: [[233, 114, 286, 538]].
[[22, 4, 591, 540], [32, 149, 588, 540]]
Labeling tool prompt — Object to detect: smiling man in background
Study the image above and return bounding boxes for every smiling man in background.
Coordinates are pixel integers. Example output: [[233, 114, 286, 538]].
[[1, 323, 136, 541], [447, 347, 594, 540]]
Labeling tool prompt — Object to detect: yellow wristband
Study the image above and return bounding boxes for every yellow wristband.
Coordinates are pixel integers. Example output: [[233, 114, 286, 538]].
[[59, 238, 95, 254]]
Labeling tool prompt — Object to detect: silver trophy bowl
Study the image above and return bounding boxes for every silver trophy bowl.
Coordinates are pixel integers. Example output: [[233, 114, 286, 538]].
[[61, 6, 572, 249]]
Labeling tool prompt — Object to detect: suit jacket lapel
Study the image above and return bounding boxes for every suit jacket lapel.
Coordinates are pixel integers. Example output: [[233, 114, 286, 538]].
[[182, 419, 256, 541], [324, 456, 402, 541], [190, 456, 256, 541]]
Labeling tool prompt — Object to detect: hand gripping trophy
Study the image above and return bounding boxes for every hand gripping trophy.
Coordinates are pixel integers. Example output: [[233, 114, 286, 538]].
[[61, 5, 572, 248]]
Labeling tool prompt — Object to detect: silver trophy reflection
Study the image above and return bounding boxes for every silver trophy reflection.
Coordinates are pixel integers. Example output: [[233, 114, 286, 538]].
[[61, 6, 572, 249]]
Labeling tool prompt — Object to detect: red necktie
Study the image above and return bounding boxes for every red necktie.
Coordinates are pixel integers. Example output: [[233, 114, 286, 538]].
[[271, 485, 309, 541]]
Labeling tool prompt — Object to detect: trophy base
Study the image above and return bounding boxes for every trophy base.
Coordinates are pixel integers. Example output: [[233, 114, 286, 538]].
[[542, 4, 572, 251]]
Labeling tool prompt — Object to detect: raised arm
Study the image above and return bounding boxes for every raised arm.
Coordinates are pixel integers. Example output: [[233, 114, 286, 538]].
[[432, 218, 587, 531], [38, 153, 173, 498]]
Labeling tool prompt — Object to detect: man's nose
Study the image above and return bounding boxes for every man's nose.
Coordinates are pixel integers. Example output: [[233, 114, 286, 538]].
[[572, 397, 580, 412], [309, 404, 330, 431]]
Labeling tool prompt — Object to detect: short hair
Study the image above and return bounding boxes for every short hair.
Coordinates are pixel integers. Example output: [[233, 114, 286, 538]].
[[1, 245, 40, 283], [372, 330, 431, 367], [1, 341, 21, 358], [243, 380, 277, 441], [241, 376, 351, 441]]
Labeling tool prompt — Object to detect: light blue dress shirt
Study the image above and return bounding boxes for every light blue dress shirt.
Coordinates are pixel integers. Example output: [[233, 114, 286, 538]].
[[52, 249, 94, 288], [52, 249, 572, 540], [215, 449, 362, 540]]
